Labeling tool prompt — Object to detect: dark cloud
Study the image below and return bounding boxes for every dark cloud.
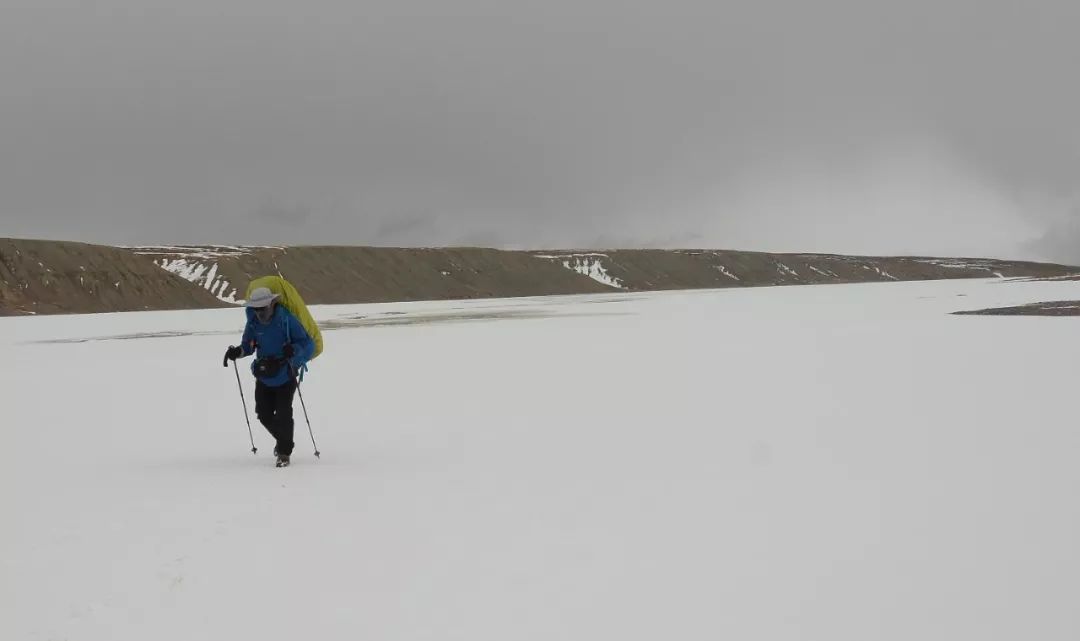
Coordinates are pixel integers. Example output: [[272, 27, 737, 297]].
[[1, 0, 1078, 260]]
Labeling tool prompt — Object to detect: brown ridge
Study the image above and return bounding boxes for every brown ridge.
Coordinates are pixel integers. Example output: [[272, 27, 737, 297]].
[[3, 238, 1078, 315]]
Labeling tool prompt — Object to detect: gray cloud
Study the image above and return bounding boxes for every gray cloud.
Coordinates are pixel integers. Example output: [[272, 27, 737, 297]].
[[1, 0, 1078, 260], [252, 199, 313, 228]]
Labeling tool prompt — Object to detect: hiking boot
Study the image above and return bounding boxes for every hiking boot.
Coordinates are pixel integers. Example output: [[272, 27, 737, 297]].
[[275, 454, 290, 468]]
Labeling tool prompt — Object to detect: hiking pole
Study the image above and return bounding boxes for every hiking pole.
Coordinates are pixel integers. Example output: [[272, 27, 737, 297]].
[[229, 358, 258, 455], [291, 365, 320, 458]]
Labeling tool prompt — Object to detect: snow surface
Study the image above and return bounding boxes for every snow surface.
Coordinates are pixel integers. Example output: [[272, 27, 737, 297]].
[[6, 278, 1080, 640]]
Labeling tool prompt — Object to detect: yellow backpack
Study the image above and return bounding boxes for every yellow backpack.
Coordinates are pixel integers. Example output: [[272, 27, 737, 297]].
[[245, 275, 324, 360]]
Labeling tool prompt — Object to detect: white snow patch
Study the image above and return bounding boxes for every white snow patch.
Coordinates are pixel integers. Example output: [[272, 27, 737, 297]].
[[912, 258, 1010, 276], [715, 265, 740, 280], [808, 265, 839, 278], [220, 281, 238, 303], [854, 263, 898, 280], [561, 257, 624, 289], [871, 265, 899, 281], [156, 258, 240, 304], [158, 258, 209, 282], [777, 263, 799, 277], [204, 263, 219, 290], [131, 245, 267, 260], [536, 253, 624, 288], [535, 252, 609, 259], [916, 258, 990, 269]]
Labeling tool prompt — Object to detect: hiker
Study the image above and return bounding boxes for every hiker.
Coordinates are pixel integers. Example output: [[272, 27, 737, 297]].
[[223, 286, 315, 467]]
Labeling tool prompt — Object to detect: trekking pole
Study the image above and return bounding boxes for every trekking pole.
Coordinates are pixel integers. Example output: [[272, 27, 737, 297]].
[[230, 359, 258, 455], [291, 365, 321, 458]]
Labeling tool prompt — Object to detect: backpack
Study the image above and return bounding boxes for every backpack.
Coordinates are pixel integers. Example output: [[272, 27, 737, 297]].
[[245, 275, 324, 361]]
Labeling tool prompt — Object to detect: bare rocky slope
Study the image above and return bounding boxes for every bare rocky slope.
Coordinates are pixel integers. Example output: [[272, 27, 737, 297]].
[[2, 237, 1077, 315], [0, 238, 224, 315], [954, 301, 1080, 316]]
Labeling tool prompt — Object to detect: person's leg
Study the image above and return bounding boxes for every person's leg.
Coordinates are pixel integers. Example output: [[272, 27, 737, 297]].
[[272, 379, 297, 457], [254, 380, 281, 444]]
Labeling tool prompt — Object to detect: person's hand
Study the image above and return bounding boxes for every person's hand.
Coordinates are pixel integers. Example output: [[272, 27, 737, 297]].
[[223, 345, 243, 367]]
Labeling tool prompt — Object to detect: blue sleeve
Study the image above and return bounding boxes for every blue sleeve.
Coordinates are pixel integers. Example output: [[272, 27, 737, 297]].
[[240, 316, 256, 356], [287, 313, 315, 367]]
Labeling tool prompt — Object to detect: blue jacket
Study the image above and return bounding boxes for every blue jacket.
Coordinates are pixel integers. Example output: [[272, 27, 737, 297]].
[[239, 305, 315, 387]]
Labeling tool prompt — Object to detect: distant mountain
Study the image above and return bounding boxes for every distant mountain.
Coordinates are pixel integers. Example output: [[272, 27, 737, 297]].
[[3, 238, 1077, 315]]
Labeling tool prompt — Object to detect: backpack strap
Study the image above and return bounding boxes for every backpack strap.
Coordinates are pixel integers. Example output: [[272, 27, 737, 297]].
[[281, 306, 308, 382], [282, 304, 291, 342]]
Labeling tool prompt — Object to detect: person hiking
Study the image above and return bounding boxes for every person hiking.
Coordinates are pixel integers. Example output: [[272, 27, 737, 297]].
[[223, 286, 315, 467]]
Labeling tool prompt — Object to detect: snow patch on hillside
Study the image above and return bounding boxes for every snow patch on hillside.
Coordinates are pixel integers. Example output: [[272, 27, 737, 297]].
[[861, 264, 899, 280], [134, 245, 264, 304], [534, 253, 609, 259], [715, 265, 740, 280], [559, 255, 624, 289], [131, 245, 278, 260], [535, 253, 625, 288], [155, 258, 239, 304], [808, 265, 839, 278], [777, 263, 799, 277], [914, 258, 1010, 279], [916, 258, 996, 270]]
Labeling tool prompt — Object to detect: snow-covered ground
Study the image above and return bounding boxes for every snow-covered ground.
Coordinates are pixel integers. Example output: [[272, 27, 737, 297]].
[[5, 278, 1080, 640]]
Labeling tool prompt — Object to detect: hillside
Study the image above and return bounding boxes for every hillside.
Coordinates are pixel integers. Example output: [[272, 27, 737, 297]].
[[2, 237, 1077, 315], [0, 239, 225, 315]]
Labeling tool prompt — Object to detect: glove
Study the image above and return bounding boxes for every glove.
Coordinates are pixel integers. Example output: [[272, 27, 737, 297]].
[[282, 343, 295, 358], [223, 345, 243, 367]]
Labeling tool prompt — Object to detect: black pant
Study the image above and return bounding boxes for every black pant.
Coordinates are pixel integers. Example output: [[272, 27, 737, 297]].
[[255, 379, 296, 456]]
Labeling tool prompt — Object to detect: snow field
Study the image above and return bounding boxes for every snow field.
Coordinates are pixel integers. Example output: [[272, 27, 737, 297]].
[[5, 278, 1080, 640]]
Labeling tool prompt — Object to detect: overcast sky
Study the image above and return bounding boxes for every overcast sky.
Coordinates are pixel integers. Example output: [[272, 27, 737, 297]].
[[2, 0, 1079, 260]]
